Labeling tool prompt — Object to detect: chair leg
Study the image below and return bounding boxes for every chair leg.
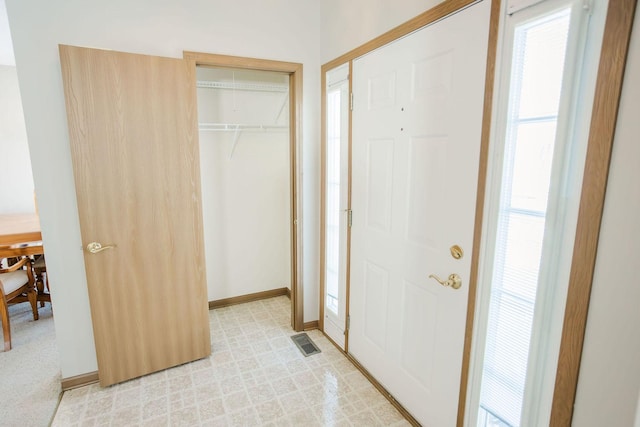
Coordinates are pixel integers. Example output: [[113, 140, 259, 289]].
[[27, 288, 38, 321], [35, 269, 45, 308], [1, 298, 10, 351]]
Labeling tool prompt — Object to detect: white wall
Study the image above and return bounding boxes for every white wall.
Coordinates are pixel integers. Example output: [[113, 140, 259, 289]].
[[0, 65, 35, 214], [572, 5, 640, 425], [197, 68, 292, 300], [0, 0, 15, 66], [6, 0, 321, 379], [320, 0, 441, 63], [200, 132, 292, 300]]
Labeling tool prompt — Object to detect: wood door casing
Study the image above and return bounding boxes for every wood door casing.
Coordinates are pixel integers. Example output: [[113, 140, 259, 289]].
[[60, 45, 211, 386], [183, 51, 304, 332]]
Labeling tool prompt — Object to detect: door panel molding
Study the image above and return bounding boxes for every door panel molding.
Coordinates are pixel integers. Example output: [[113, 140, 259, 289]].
[[183, 51, 304, 332]]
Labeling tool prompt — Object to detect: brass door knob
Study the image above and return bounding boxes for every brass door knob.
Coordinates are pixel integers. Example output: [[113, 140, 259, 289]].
[[429, 273, 462, 290], [86, 242, 116, 254]]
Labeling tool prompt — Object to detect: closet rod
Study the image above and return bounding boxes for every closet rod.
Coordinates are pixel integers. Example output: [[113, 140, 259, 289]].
[[198, 123, 288, 132], [196, 80, 289, 93]]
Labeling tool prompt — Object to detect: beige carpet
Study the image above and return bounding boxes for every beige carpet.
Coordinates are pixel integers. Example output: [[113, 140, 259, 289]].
[[0, 303, 61, 426]]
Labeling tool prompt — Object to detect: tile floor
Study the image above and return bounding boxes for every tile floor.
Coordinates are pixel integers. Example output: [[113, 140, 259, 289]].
[[52, 296, 410, 426]]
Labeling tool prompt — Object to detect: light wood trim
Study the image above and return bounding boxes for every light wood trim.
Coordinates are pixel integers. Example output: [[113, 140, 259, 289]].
[[346, 354, 419, 426], [61, 371, 99, 391], [319, 64, 327, 333], [344, 61, 354, 353], [319, 60, 354, 349], [208, 288, 290, 310], [184, 52, 302, 73], [303, 320, 319, 330], [457, 0, 502, 424], [550, 0, 638, 424], [344, 61, 353, 352], [290, 64, 304, 332], [322, 0, 477, 70], [321, 330, 420, 426], [184, 51, 304, 332]]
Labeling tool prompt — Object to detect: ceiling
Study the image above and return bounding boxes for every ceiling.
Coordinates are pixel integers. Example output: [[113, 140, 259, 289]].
[[0, 0, 15, 66]]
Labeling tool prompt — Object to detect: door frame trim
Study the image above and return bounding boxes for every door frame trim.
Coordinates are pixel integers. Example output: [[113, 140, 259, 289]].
[[319, 62, 354, 349], [183, 51, 304, 332]]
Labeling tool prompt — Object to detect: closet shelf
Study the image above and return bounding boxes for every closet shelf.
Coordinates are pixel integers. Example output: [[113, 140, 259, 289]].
[[198, 123, 288, 132], [199, 123, 289, 160], [196, 80, 289, 93]]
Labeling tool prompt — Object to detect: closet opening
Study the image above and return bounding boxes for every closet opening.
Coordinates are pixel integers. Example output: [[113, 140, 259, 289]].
[[185, 52, 303, 331]]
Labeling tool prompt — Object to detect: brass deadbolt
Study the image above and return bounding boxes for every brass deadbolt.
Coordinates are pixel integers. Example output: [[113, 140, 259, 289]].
[[450, 245, 464, 260]]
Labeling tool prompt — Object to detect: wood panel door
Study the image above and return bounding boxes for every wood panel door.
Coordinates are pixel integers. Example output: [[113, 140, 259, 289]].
[[59, 45, 210, 387], [349, 1, 491, 424]]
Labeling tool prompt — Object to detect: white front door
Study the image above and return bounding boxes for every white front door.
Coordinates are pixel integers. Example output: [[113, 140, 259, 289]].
[[349, 1, 491, 424]]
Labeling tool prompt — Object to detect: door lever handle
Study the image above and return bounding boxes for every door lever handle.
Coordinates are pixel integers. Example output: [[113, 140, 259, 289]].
[[429, 273, 462, 290], [86, 242, 116, 254]]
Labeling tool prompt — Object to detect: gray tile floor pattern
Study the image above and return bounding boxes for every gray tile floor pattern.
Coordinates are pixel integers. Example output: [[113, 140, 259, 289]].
[[52, 296, 410, 426]]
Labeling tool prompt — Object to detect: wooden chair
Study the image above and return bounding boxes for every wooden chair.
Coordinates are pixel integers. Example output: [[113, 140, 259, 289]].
[[0, 243, 49, 307], [0, 257, 38, 351], [33, 255, 50, 306]]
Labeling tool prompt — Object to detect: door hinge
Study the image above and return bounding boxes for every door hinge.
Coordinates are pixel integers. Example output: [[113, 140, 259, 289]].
[[346, 315, 350, 331], [347, 209, 353, 228], [350, 92, 354, 111]]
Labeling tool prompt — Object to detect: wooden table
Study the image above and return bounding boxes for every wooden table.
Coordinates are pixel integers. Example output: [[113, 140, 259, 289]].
[[0, 213, 42, 246], [0, 213, 44, 257], [0, 214, 49, 304]]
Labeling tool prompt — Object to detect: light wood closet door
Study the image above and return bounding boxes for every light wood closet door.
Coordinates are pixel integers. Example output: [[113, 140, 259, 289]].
[[59, 45, 210, 386]]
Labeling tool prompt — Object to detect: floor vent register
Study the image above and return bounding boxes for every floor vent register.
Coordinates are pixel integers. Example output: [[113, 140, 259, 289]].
[[290, 333, 321, 357]]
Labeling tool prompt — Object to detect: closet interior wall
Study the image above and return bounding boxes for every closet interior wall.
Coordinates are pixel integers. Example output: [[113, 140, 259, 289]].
[[197, 66, 291, 301]]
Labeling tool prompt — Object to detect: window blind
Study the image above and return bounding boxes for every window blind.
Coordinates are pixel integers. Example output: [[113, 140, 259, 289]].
[[478, 8, 571, 426]]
